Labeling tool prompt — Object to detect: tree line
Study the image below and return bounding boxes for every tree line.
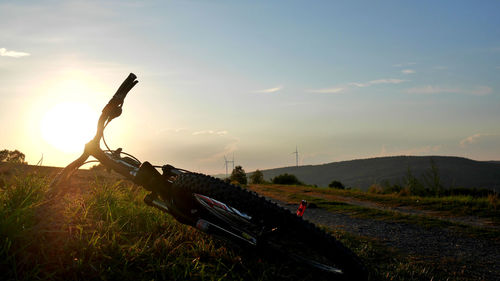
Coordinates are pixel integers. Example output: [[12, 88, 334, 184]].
[[0, 149, 26, 164]]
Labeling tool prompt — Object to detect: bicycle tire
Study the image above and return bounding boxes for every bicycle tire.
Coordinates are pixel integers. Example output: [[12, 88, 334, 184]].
[[171, 172, 369, 280]]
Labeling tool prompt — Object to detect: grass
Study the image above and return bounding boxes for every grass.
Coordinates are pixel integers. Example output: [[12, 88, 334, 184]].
[[0, 173, 287, 280], [0, 171, 495, 280]]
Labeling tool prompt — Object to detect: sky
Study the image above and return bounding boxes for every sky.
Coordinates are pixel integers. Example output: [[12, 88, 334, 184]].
[[1, 0, 500, 174]]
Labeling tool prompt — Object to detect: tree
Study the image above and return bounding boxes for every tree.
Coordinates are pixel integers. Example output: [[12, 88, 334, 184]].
[[423, 158, 443, 196], [0, 149, 26, 164], [271, 173, 303, 185], [230, 165, 247, 185], [328, 180, 345, 189], [405, 166, 427, 196], [0, 150, 8, 162], [249, 169, 264, 184]]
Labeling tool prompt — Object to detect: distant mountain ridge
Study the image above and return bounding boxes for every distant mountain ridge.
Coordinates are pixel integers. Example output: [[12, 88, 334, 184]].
[[257, 156, 500, 191]]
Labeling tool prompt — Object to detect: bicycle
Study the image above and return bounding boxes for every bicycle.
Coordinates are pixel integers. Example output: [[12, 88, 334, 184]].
[[51, 73, 369, 280]]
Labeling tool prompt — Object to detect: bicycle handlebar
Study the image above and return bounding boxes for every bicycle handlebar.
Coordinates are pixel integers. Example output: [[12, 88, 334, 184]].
[[50, 73, 140, 193], [102, 73, 138, 123]]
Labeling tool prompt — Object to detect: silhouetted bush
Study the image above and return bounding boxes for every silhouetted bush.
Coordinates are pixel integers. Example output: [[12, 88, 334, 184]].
[[368, 184, 383, 194], [442, 187, 494, 198], [271, 173, 303, 185], [488, 193, 498, 209], [249, 170, 264, 184], [230, 165, 247, 185], [383, 184, 403, 194], [328, 180, 345, 189], [0, 149, 27, 164]]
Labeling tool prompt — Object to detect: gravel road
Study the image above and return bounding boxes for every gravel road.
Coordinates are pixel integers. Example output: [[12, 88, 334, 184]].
[[275, 201, 500, 280]]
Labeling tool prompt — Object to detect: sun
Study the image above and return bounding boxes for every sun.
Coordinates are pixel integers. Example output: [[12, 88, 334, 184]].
[[40, 102, 98, 153]]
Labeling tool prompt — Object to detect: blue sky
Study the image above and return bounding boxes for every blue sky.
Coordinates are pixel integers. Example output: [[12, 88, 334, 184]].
[[1, 0, 499, 173]]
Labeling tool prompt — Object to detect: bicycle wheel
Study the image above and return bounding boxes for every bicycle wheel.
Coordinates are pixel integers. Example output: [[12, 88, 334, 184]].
[[171, 173, 369, 280]]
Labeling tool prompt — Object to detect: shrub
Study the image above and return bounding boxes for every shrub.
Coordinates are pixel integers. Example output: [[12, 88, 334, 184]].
[[249, 170, 264, 184], [368, 184, 383, 194], [443, 187, 493, 198], [397, 187, 411, 197], [423, 158, 443, 196], [488, 193, 498, 210], [383, 184, 403, 194], [230, 180, 242, 186], [328, 180, 345, 189], [230, 165, 247, 185], [271, 173, 303, 185]]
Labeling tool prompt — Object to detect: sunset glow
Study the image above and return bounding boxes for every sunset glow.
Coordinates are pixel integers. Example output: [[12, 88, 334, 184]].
[[1, 1, 499, 173], [40, 102, 97, 153]]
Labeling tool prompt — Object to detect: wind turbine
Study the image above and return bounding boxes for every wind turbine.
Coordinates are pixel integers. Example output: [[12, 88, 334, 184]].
[[224, 154, 235, 178], [292, 146, 298, 167]]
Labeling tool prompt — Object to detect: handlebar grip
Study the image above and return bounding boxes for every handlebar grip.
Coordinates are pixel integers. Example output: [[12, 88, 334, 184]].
[[113, 73, 138, 102], [101, 73, 139, 119]]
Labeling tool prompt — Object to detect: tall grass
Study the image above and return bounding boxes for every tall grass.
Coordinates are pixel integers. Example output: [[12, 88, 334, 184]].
[[0, 173, 286, 280]]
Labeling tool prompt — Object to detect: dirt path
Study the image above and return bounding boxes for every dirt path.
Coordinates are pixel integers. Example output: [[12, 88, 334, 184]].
[[250, 185, 497, 230], [315, 193, 498, 229], [270, 198, 500, 281]]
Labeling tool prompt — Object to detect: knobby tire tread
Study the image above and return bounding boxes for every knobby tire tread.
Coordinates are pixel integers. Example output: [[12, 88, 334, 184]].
[[172, 172, 368, 280]]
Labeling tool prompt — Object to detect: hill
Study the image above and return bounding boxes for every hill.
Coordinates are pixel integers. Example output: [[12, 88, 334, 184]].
[[257, 156, 500, 191]]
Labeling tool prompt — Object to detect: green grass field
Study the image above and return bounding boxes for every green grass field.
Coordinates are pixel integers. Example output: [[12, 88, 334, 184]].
[[1, 171, 496, 280], [1, 173, 277, 280]]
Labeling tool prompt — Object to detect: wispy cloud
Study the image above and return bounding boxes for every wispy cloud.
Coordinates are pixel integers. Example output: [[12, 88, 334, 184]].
[[407, 85, 492, 96], [348, 82, 369, 87], [192, 130, 228, 136], [348, 79, 407, 87], [0, 47, 30, 58], [469, 86, 493, 95], [308, 78, 407, 94], [307, 87, 344, 94], [253, 85, 283, 93], [460, 133, 483, 147], [392, 62, 417, 67], [407, 86, 458, 94], [401, 69, 415, 74], [198, 138, 240, 163], [368, 79, 407, 85], [459, 133, 500, 147]]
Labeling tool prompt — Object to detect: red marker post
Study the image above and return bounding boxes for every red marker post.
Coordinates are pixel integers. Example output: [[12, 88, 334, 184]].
[[296, 200, 307, 217]]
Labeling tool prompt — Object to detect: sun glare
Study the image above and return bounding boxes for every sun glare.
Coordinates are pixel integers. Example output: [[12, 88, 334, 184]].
[[40, 102, 98, 153]]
